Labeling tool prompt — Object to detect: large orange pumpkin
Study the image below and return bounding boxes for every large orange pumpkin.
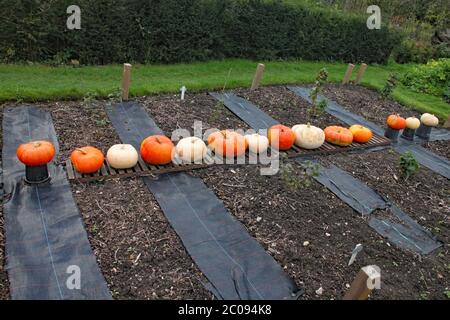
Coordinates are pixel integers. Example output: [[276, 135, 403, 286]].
[[324, 126, 354, 147], [141, 135, 174, 165], [70, 146, 105, 174], [208, 130, 247, 158], [349, 125, 373, 144], [17, 140, 55, 167], [268, 125, 295, 151], [387, 114, 406, 130]]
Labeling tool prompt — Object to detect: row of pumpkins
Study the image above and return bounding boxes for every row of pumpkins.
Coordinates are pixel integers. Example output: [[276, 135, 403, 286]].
[[16, 123, 373, 175], [386, 113, 439, 130]]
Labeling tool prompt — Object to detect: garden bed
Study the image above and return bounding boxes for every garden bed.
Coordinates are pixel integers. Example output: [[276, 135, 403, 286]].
[[234, 86, 346, 129], [322, 84, 450, 159], [320, 150, 450, 300], [0, 85, 448, 300], [47, 99, 214, 300]]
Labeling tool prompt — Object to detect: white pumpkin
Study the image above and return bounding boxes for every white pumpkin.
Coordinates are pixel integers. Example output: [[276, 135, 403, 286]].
[[405, 117, 421, 130], [292, 123, 325, 150], [245, 134, 269, 154], [175, 137, 207, 163], [106, 144, 138, 169], [421, 113, 439, 127]]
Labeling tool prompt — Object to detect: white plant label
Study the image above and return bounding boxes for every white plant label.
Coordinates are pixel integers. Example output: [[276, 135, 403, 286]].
[[66, 265, 81, 290], [67, 5, 81, 30], [367, 5, 381, 30], [180, 86, 187, 100]]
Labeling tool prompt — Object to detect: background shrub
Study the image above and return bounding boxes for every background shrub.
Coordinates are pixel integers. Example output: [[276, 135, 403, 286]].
[[400, 58, 450, 101], [0, 0, 400, 65]]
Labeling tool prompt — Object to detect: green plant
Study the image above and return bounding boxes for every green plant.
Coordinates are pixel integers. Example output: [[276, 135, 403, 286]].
[[444, 290, 450, 299], [399, 151, 420, 180], [82, 91, 108, 127], [380, 73, 398, 100], [209, 68, 232, 124], [280, 155, 320, 190], [401, 59, 450, 101], [308, 68, 329, 118]]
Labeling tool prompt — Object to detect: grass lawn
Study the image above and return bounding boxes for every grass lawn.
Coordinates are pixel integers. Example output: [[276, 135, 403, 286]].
[[0, 59, 449, 120]]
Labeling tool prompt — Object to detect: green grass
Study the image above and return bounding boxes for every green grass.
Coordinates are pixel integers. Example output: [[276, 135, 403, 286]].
[[0, 59, 449, 120]]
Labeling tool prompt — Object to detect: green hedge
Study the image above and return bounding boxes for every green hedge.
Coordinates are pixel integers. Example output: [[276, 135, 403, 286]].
[[0, 0, 400, 64]]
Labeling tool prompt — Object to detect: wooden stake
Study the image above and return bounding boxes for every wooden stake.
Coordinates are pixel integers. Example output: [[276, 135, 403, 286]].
[[122, 63, 132, 101], [356, 63, 368, 84], [343, 266, 380, 300], [251, 63, 265, 90], [444, 114, 450, 128], [342, 64, 355, 85]]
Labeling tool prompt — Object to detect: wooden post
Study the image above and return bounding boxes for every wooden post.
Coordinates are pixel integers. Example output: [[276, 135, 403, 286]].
[[343, 266, 380, 300], [342, 64, 355, 85], [444, 115, 450, 128], [122, 63, 132, 101], [356, 63, 368, 84], [251, 63, 265, 90]]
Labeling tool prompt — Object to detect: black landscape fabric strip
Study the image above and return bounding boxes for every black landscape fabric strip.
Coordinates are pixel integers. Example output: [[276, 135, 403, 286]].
[[2, 106, 111, 300], [307, 163, 388, 216], [297, 161, 442, 255], [106, 102, 300, 300], [209, 92, 279, 131], [288, 86, 450, 179]]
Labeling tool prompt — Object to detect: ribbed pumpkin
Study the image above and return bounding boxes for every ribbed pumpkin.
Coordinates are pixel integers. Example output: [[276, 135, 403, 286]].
[[70, 146, 105, 174], [268, 125, 295, 151], [141, 135, 174, 165], [387, 114, 406, 130], [349, 125, 373, 144], [324, 126, 354, 147], [17, 140, 55, 167], [208, 130, 247, 158], [292, 124, 325, 150]]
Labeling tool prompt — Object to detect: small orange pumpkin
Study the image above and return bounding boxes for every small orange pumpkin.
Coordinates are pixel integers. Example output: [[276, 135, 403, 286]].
[[268, 125, 295, 151], [324, 126, 354, 147], [141, 135, 174, 165], [17, 140, 56, 167], [387, 114, 406, 130], [70, 146, 105, 174], [349, 125, 373, 144], [208, 130, 247, 158]]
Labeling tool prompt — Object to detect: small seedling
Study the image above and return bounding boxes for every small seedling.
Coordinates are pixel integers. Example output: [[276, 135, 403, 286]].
[[308, 68, 329, 118], [399, 151, 420, 180], [380, 73, 398, 100], [209, 68, 232, 124], [444, 290, 450, 299], [280, 155, 320, 190]]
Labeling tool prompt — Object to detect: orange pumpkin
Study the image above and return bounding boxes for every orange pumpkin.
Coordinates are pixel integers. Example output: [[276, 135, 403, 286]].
[[141, 135, 174, 165], [324, 126, 354, 147], [70, 146, 105, 174], [268, 125, 295, 151], [387, 114, 406, 130], [349, 125, 373, 144], [208, 130, 247, 158], [17, 140, 55, 167]]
